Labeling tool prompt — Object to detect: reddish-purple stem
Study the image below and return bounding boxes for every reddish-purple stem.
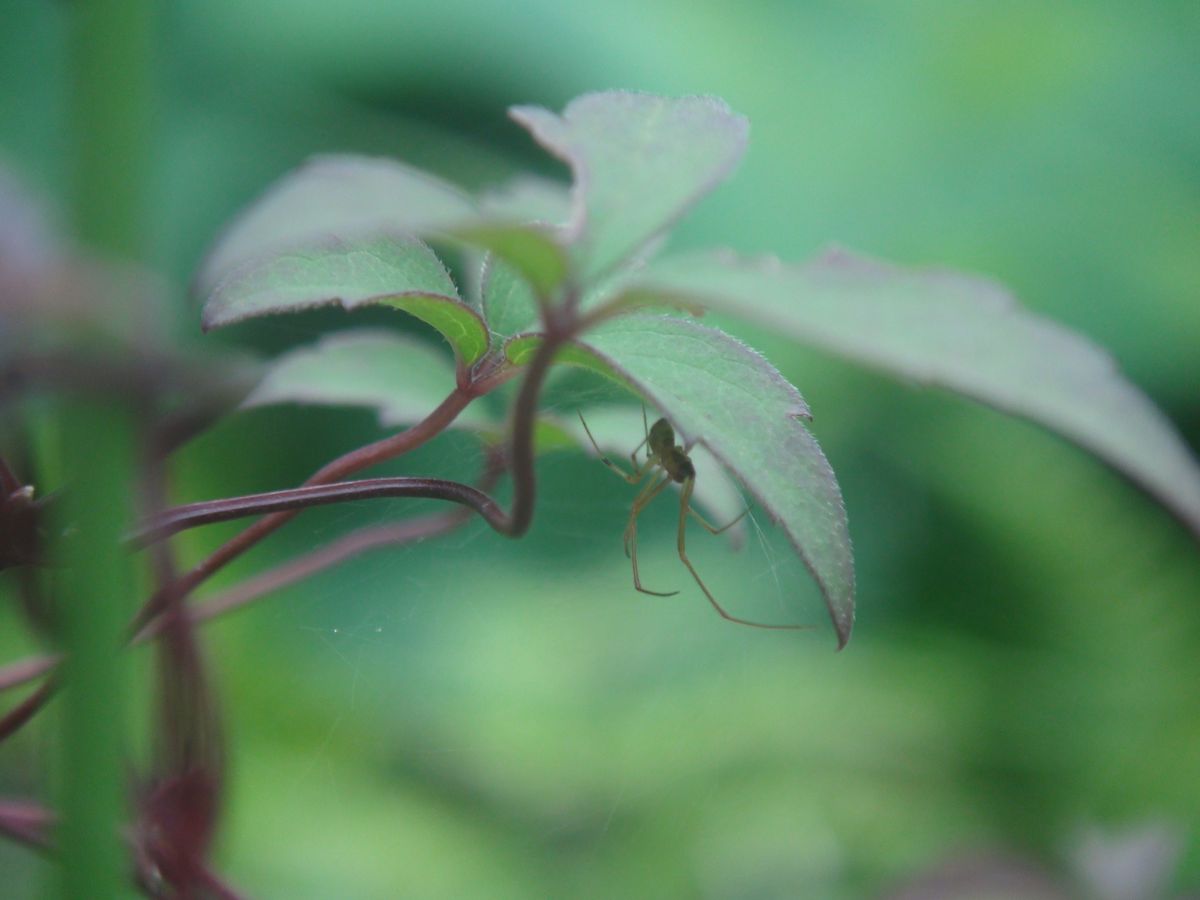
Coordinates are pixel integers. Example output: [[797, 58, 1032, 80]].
[[0, 455, 21, 494], [0, 678, 57, 743], [0, 799, 54, 852], [0, 654, 60, 693], [130, 385, 475, 631]]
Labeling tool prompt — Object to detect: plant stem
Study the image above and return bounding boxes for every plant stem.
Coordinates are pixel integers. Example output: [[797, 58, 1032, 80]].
[[135, 476, 509, 544], [503, 306, 576, 537], [0, 455, 20, 494], [60, 0, 154, 893], [148, 508, 475, 640], [53, 402, 139, 899], [131, 385, 474, 629], [0, 799, 54, 853], [2, 494, 493, 697], [0, 654, 61, 694], [137, 450, 506, 639], [0, 678, 57, 743]]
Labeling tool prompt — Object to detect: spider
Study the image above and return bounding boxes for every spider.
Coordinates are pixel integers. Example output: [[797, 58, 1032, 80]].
[[578, 409, 806, 630]]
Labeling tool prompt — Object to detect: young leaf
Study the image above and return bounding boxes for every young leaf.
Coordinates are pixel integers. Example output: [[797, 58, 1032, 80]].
[[202, 235, 490, 366], [481, 255, 541, 340], [240, 330, 491, 431], [510, 91, 748, 283], [621, 248, 1200, 542], [453, 223, 567, 298], [196, 154, 569, 300], [536, 313, 854, 647]]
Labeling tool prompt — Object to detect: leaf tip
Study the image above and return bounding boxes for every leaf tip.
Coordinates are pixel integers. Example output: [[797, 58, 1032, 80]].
[[199, 300, 228, 334], [834, 616, 854, 650]]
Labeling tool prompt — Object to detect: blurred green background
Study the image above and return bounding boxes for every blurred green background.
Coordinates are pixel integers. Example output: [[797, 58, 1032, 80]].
[[2, 1, 1199, 897]]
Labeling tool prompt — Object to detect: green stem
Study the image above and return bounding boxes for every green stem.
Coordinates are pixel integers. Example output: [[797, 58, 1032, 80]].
[[54, 403, 139, 899], [70, 0, 154, 259], [58, 0, 154, 896]]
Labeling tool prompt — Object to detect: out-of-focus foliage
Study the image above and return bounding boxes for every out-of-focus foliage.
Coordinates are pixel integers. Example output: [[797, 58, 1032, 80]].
[[1, 2, 1198, 898]]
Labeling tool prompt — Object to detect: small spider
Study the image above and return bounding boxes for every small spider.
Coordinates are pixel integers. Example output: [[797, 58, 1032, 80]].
[[578, 409, 806, 630]]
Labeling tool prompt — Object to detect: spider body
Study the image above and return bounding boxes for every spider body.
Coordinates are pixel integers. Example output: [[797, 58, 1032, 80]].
[[579, 410, 805, 631], [646, 419, 694, 483]]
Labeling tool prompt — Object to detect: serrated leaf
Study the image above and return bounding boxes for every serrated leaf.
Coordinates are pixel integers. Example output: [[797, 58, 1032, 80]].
[[453, 223, 567, 298], [202, 235, 490, 366], [196, 154, 569, 300], [502, 333, 634, 393], [544, 313, 854, 646], [482, 255, 540, 340], [624, 248, 1200, 542], [241, 330, 489, 429], [568, 405, 748, 549], [510, 91, 748, 283]]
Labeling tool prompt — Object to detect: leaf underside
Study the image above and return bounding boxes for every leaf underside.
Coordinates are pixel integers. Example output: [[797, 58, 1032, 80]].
[[547, 313, 854, 647], [241, 329, 490, 431], [624, 248, 1200, 542]]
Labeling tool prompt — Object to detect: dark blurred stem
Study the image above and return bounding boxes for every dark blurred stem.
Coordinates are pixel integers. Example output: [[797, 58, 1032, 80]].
[[0, 654, 61, 693], [139, 427, 225, 894], [143, 501, 477, 641], [0, 678, 57, 743], [0, 455, 19, 494], [130, 386, 475, 632], [0, 799, 54, 853], [60, 0, 154, 894]]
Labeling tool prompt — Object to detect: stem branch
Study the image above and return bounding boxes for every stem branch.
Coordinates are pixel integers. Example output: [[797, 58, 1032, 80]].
[[131, 386, 474, 630]]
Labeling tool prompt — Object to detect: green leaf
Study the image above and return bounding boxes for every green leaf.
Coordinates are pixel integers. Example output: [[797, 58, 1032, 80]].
[[241, 330, 490, 430], [242, 329, 575, 457], [482, 255, 541, 340], [197, 154, 569, 300], [452, 222, 567, 298], [197, 155, 475, 295], [502, 333, 627, 382], [624, 248, 1200, 542], [510, 92, 748, 283], [569, 405, 749, 549], [479, 175, 571, 227], [546, 314, 854, 647], [202, 235, 490, 366]]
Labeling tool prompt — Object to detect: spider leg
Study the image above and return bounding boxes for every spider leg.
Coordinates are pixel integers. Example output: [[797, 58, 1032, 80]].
[[676, 478, 809, 631], [625, 475, 678, 597], [629, 404, 653, 470], [577, 412, 650, 484], [689, 504, 749, 536], [624, 473, 670, 557]]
